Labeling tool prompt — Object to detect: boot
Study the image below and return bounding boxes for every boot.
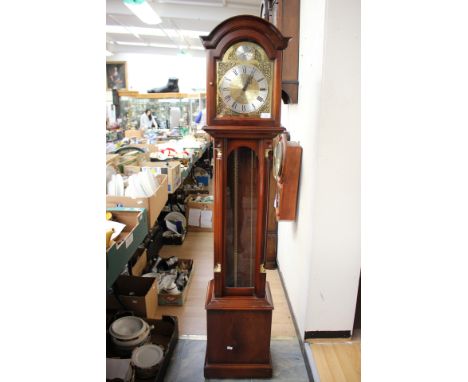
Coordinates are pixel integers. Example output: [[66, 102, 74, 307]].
[[148, 78, 179, 93]]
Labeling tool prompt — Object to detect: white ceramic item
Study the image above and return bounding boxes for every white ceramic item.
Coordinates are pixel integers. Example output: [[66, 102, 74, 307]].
[[131, 344, 164, 378], [115, 174, 124, 196], [109, 316, 148, 340]]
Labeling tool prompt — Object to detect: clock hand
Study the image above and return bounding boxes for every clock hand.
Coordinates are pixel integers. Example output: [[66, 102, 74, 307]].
[[242, 74, 254, 92]]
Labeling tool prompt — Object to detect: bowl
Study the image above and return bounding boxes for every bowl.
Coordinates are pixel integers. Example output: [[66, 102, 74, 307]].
[[109, 316, 148, 341]]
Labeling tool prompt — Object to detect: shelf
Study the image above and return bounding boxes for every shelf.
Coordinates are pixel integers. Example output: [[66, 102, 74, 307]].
[[118, 90, 205, 100]]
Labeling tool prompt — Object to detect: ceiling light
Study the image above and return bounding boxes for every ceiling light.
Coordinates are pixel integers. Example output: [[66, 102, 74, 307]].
[[106, 25, 209, 39], [115, 41, 148, 46], [123, 0, 162, 25]]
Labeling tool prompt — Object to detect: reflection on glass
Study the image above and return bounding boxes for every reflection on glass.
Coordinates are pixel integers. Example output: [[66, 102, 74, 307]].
[[225, 147, 258, 287]]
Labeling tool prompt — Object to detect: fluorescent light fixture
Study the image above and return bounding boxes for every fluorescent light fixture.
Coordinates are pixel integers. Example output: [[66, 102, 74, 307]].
[[106, 25, 209, 39], [115, 41, 148, 46], [149, 43, 186, 49], [106, 50, 114, 56], [123, 0, 162, 25]]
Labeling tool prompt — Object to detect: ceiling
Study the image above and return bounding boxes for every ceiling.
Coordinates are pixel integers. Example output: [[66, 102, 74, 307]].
[[106, 0, 262, 56]]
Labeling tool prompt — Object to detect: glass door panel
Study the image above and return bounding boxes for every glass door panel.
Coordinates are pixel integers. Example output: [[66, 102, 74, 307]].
[[225, 147, 258, 288]]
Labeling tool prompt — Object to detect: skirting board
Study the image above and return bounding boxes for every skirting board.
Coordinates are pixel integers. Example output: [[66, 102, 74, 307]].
[[305, 331, 352, 339]]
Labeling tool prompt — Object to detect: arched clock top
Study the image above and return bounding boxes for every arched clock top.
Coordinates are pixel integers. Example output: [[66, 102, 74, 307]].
[[200, 15, 290, 59]]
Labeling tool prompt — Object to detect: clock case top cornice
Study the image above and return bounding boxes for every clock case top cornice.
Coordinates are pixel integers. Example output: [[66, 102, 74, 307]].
[[200, 15, 290, 59]]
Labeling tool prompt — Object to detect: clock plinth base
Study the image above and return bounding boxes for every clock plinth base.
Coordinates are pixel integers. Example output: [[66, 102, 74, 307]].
[[204, 279, 274, 379], [204, 356, 273, 379]]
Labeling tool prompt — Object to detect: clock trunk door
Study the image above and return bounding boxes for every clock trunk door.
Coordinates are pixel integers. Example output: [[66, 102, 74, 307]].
[[224, 144, 259, 294]]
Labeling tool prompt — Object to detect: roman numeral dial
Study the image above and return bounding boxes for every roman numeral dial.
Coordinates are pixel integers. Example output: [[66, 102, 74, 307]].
[[219, 64, 269, 114]]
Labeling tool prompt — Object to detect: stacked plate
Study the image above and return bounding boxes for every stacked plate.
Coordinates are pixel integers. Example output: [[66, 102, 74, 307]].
[[107, 174, 124, 196], [109, 316, 151, 352], [131, 344, 164, 379], [124, 171, 159, 198]]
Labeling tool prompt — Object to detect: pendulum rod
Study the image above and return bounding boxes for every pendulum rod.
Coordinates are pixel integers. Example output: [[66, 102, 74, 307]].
[[233, 149, 239, 287]]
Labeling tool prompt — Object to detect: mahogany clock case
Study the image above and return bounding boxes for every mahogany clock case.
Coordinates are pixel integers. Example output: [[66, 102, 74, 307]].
[[200, 15, 289, 379]]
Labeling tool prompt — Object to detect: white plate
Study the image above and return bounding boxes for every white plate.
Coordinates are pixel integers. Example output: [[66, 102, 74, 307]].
[[131, 344, 164, 369], [138, 172, 154, 197], [107, 179, 115, 196], [144, 170, 157, 192], [129, 174, 146, 197], [115, 174, 124, 196]]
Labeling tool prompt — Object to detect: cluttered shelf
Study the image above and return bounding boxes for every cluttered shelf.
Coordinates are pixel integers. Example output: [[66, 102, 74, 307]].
[[106, 87, 213, 381], [118, 90, 206, 100], [106, 130, 213, 287]]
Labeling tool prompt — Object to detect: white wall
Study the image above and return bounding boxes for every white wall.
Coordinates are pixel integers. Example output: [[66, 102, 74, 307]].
[[107, 52, 206, 93], [277, 0, 360, 334]]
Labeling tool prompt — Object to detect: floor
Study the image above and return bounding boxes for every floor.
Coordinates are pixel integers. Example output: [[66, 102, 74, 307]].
[[148, 230, 307, 381], [147, 230, 360, 381], [165, 339, 309, 382], [306, 330, 361, 382], [148, 231, 296, 339]]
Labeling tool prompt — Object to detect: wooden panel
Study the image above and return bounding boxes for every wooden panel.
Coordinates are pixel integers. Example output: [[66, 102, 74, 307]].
[[276, 142, 302, 220], [206, 310, 272, 364], [267, 0, 301, 104]]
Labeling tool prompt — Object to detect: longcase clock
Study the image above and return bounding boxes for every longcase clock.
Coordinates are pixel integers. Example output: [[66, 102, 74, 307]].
[[200, 15, 289, 379]]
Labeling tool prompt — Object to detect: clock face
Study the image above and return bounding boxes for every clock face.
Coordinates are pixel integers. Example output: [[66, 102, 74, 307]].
[[219, 64, 269, 114], [235, 45, 254, 61], [216, 41, 273, 118]]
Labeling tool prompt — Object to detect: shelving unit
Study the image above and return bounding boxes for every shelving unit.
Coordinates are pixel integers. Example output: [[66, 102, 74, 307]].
[[117, 91, 206, 130]]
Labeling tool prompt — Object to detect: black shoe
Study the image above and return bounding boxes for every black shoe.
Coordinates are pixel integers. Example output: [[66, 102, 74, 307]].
[[148, 78, 179, 93]]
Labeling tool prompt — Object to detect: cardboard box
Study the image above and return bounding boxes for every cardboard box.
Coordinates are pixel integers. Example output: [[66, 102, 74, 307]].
[[129, 247, 147, 276], [185, 195, 214, 232], [124, 129, 143, 139], [113, 275, 157, 317], [106, 208, 148, 290], [140, 161, 182, 194], [106, 174, 168, 230], [158, 259, 193, 306], [116, 151, 149, 173]]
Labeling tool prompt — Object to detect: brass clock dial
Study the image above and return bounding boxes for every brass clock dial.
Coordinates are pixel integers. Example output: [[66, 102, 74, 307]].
[[219, 64, 269, 114], [216, 41, 273, 118]]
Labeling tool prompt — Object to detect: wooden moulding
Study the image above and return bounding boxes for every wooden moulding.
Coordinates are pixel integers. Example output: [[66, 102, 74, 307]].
[[204, 125, 284, 140], [205, 279, 274, 311]]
